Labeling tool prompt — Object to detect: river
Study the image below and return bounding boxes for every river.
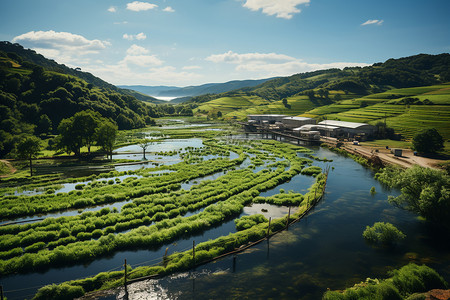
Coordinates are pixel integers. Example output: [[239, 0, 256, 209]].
[[1, 145, 448, 300]]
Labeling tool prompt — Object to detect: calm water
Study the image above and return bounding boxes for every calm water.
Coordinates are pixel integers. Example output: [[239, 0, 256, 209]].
[[1, 147, 449, 300], [109, 147, 450, 300]]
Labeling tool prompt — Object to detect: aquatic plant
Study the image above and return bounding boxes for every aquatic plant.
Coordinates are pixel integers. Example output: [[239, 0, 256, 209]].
[[363, 222, 406, 245], [323, 264, 447, 300]]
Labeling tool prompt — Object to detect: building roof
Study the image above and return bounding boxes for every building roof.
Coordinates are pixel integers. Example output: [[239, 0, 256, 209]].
[[318, 120, 373, 129], [282, 116, 314, 121], [293, 124, 339, 131], [248, 114, 288, 117]]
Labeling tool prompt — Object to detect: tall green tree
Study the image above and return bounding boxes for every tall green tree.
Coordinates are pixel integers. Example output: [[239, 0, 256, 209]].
[[96, 121, 118, 160], [376, 166, 450, 227], [72, 110, 101, 153], [16, 136, 41, 176], [57, 118, 83, 156], [36, 114, 53, 135], [412, 128, 444, 154]]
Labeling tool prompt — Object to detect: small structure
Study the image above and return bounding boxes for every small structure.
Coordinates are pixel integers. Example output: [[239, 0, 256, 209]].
[[318, 120, 376, 140], [294, 124, 340, 138], [297, 130, 321, 142], [281, 116, 316, 129], [247, 114, 288, 124], [391, 148, 402, 157]]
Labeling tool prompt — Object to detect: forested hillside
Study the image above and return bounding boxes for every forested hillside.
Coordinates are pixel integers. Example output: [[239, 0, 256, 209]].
[[189, 53, 450, 103], [0, 42, 162, 157]]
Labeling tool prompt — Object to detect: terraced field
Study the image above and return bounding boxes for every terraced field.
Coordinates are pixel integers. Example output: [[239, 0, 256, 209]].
[[302, 84, 450, 140]]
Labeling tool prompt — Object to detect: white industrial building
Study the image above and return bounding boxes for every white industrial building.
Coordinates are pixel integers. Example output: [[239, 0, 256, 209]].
[[247, 114, 288, 124], [281, 116, 316, 129]]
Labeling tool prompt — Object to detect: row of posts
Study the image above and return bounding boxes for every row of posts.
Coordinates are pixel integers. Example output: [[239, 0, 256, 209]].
[[121, 177, 329, 288]]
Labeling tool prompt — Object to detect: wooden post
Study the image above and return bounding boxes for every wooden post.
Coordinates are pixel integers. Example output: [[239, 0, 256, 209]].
[[267, 217, 271, 238], [286, 207, 291, 229], [192, 240, 196, 266], [0, 285, 3, 300], [124, 259, 127, 286]]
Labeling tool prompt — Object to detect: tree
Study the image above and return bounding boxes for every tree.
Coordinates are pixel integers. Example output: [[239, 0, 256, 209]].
[[71, 110, 101, 153], [376, 166, 450, 227], [56, 110, 102, 156], [412, 128, 444, 154], [36, 114, 52, 135], [16, 136, 41, 176], [57, 118, 83, 156], [139, 139, 152, 160], [305, 90, 315, 100], [96, 121, 117, 160]]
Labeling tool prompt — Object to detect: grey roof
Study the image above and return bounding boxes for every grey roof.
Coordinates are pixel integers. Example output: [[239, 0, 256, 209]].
[[318, 120, 372, 129], [293, 124, 339, 131], [282, 116, 314, 121], [248, 114, 288, 117]]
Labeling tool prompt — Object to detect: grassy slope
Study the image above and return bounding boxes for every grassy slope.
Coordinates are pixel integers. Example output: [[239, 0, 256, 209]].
[[198, 83, 449, 153], [303, 84, 450, 141]]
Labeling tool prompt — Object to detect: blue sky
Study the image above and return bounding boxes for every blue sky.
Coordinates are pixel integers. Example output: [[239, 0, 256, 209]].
[[1, 0, 449, 86]]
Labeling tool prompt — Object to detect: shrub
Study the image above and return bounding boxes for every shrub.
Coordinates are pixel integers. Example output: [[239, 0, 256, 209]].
[[75, 184, 85, 190], [33, 283, 85, 300], [235, 214, 267, 231], [363, 222, 406, 245]]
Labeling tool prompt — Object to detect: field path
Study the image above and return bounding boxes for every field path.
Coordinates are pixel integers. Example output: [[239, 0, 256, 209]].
[[342, 143, 441, 169], [0, 159, 16, 177]]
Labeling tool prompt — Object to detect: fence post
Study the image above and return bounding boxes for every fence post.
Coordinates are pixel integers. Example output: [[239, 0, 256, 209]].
[[1, 285, 3, 300], [192, 240, 196, 266], [267, 217, 271, 238], [124, 259, 127, 286], [286, 207, 291, 230]]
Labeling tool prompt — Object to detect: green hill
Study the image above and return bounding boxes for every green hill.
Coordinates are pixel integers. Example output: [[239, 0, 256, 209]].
[[0, 42, 163, 157], [193, 54, 449, 145]]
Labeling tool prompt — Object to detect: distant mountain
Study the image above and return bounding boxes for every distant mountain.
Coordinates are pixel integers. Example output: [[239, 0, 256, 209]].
[[188, 53, 450, 104], [119, 78, 275, 101]]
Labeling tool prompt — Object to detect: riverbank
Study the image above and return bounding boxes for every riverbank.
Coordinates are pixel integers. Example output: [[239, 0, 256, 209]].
[[320, 138, 444, 169]]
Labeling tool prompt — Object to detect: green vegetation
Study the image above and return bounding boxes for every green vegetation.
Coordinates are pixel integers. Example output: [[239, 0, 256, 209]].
[[15, 135, 41, 176], [375, 166, 450, 228], [363, 222, 406, 245], [323, 264, 448, 300], [412, 128, 444, 154], [0, 138, 318, 280]]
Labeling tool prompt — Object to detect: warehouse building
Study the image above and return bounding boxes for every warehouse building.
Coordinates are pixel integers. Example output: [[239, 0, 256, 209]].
[[293, 124, 340, 138], [281, 116, 316, 129], [318, 120, 376, 140], [247, 114, 288, 124]]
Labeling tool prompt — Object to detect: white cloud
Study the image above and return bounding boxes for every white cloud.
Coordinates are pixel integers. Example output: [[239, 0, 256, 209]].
[[126, 1, 158, 12], [114, 21, 129, 25], [123, 32, 147, 41], [12, 30, 110, 66], [107, 6, 117, 13], [126, 44, 150, 55], [206, 50, 369, 78], [206, 50, 295, 64], [121, 45, 163, 67], [182, 65, 202, 70], [243, 0, 310, 19], [361, 19, 384, 26], [84, 62, 202, 86], [163, 6, 175, 13], [122, 55, 163, 66]]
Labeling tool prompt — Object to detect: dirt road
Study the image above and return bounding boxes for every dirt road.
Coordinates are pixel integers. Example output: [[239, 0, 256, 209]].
[[342, 143, 441, 169]]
